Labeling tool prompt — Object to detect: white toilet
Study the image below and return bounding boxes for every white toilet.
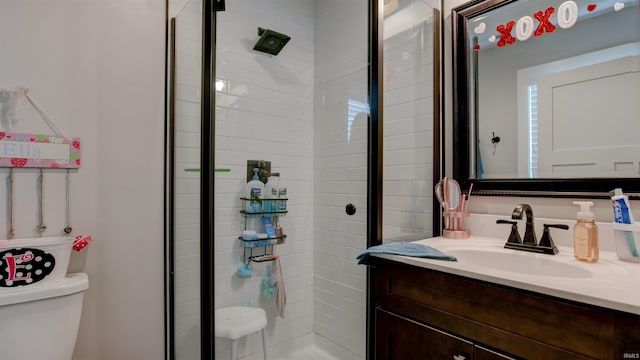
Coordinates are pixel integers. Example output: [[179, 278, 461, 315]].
[[0, 272, 89, 360]]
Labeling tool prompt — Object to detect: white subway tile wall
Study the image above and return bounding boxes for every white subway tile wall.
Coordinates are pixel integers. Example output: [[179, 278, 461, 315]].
[[170, 0, 435, 359], [214, 0, 316, 359]]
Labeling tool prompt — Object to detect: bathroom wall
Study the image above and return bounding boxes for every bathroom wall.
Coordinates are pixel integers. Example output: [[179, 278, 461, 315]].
[[0, 1, 166, 359], [213, 0, 317, 358]]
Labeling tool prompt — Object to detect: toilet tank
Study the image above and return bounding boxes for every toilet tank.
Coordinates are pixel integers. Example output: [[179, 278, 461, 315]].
[[0, 273, 88, 360]]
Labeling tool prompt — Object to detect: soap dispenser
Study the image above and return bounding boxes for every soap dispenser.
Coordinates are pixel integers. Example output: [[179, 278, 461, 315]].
[[246, 167, 265, 218], [572, 201, 599, 262], [264, 172, 280, 213]]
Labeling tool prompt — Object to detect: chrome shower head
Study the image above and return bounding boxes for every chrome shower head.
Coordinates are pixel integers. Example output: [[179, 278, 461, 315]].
[[253, 27, 291, 56]]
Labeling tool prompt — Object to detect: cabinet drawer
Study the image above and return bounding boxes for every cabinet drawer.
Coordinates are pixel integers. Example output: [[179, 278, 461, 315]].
[[376, 308, 473, 360]]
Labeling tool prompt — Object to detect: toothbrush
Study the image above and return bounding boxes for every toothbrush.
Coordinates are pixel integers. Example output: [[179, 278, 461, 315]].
[[462, 183, 473, 214]]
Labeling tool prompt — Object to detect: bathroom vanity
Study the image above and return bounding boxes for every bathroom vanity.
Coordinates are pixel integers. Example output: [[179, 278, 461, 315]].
[[369, 238, 640, 359]]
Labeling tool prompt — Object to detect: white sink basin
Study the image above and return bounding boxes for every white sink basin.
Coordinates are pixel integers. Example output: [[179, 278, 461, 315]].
[[446, 248, 594, 278], [374, 235, 640, 315]]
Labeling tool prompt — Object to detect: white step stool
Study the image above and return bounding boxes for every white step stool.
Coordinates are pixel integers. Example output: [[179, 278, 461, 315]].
[[215, 306, 268, 360]]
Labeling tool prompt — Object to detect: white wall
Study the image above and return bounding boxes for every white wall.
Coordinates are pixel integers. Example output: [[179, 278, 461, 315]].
[[0, 1, 166, 359]]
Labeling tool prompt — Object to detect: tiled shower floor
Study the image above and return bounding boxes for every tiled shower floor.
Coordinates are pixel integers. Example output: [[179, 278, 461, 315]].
[[278, 345, 341, 360]]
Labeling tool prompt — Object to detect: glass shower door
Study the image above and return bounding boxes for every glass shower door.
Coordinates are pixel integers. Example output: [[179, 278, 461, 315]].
[[167, 0, 203, 358], [212, 0, 372, 358], [382, 0, 441, 242]]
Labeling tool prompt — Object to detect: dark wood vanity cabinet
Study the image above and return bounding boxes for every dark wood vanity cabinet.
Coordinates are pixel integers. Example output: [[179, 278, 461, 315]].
[[371, 258, 640, 360], [376, 308, 474, 359], [376, 308, 515, 360]]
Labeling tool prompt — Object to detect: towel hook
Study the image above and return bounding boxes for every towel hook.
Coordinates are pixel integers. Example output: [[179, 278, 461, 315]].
[[63, 169, 72, 234], [37, 169, 46, 234], [8, 169, 14, 239]]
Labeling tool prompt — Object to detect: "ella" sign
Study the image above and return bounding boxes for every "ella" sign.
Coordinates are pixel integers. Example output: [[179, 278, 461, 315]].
[[0, 132, 80, 168]]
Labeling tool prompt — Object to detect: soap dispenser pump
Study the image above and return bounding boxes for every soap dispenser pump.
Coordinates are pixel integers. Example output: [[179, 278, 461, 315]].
[[572, 201, 599, 262]]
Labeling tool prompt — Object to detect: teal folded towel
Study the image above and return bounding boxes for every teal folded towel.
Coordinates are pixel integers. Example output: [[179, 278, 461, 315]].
[[356, 242, 457, 265]]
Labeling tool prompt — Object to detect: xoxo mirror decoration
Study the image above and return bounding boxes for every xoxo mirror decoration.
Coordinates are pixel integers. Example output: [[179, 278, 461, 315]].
[[452, 0, 640, 198]]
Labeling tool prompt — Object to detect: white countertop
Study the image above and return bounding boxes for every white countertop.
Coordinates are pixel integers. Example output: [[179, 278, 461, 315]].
[[374, 236, 640, 315]]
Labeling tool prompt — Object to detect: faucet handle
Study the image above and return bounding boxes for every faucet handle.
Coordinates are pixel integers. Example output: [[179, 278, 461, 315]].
[[538, 224, 569, 254], [496, 219, 522, 244]]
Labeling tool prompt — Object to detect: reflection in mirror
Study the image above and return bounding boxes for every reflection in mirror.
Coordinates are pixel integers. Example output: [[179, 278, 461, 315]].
[[453, 0, 640, 197]]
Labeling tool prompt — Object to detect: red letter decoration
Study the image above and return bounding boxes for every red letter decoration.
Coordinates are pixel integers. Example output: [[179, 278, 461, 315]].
[[534, 7, 557, 37], [496, 20, 516, 48], [0, 248, 56, 287]]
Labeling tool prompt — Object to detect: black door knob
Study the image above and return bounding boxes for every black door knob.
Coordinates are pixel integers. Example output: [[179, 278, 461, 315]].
[[345, 203, 356, 215]]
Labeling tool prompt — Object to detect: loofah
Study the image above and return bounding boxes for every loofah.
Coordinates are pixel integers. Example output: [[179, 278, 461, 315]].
[[235, 263, 252, 277], [262, 274, 276, 297]]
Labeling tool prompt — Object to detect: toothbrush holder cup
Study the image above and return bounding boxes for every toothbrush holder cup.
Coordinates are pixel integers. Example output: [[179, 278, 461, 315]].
[[612, 223, 640, 263], [443, 211, 470, 239]]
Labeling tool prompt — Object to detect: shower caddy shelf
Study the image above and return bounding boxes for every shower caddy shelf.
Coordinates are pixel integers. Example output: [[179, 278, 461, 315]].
[[239, 197, 288, 263]]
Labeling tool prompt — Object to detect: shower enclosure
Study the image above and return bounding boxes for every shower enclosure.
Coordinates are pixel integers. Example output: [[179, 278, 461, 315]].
[[166, 0, 441, 359]]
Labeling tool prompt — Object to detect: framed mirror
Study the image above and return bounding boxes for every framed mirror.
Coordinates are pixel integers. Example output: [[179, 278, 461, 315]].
[[452, 0, 640, 198]]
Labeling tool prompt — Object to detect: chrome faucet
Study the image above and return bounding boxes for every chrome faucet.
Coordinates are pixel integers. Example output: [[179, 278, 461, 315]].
[[511, 204, 537, 246]]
